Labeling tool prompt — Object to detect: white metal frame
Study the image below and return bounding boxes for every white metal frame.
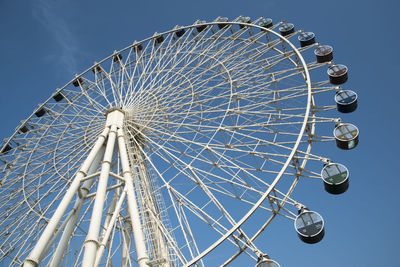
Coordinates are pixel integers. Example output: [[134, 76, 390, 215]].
[[0, 16, 344, 266]]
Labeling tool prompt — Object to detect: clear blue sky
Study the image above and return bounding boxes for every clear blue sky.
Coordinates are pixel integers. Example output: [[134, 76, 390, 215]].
[[0, 0, 399, 266]]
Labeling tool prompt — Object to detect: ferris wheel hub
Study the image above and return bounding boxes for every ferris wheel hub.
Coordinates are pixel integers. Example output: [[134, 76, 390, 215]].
[[105, 108, 125, 128]]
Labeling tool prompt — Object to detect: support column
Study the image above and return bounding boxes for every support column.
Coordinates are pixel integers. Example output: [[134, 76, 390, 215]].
[[94, 188, 127, 267], [23, 127, 110, 267], [49, 145, 106, 267], [82, 124, 117, 267], [117, 128, 150, 267]]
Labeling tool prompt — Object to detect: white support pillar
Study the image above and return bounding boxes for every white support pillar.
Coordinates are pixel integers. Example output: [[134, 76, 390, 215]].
[[23, 127, 110, 267], [39, 208, 74, 262], [49, 145, 106, 267], [117, 128, 150, 267], [92, 185, 121, 266], [82, 124, 118, 267], [94, 188, 127, 267]]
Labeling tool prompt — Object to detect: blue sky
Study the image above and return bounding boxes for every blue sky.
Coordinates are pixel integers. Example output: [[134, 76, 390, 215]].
[[0, 0, 399, 266]]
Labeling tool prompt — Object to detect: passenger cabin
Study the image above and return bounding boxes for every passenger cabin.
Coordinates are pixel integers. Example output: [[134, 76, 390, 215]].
[[279, 23, 295, 36], [334, 123, 359, 150], [295, 209, 325, 244], [321, 163, 349, 194]]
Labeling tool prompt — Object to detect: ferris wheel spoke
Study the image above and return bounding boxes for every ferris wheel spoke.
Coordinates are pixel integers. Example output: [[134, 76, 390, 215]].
[[113, 59, 130, 107], [130, 144, 198, 265], [109, 59, 130, 107], [13, 129, 96, 165], [168, 185, 256, 255], [127, 49, 157, 103], [15, 132, 97, 184], [95, 64, 121, 107], [130, 36, 178, 100], [211, 43, 290, 77], [139, 35, 183, 86], [168, 186, 232, 238], [77, 82, 114, 112], [146, 146, 264, 220], [78, 87, 108, 114], [134, 29, 256, 102], [135, 126, 288, 204], [91, 71, 116, 108], [201, 183, 298, 221], [0, 212, 42, 260], [167, 188, 203, 264], [58, 89, 106, 115], [131, 62, 219, 109], [130, 133, 252, 234], [1, 139, 98, 223], [137, 118, 296, 176], [223, 30, 297, 63]]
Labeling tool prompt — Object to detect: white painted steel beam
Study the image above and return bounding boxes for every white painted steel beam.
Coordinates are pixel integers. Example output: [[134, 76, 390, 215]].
[[82, 124, 117, 267], [94, 188, 127, 267], [117, 128, 150, 267]]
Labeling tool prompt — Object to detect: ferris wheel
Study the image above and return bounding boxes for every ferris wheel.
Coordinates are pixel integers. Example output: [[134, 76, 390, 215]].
[[0, 16, 359, 266]]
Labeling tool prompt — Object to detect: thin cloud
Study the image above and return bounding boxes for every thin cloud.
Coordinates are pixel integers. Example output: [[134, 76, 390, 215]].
[[32, 0, 79, 75]]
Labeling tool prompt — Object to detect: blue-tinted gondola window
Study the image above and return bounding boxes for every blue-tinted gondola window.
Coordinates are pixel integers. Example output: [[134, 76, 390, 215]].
[[322, 163, 348, 184], [298, 32, 315, 41], [328, 64, 347, 77], [296, 212, 323, 236], [240, 16, 251, 23], [259, 18, 272, 27], [315, 45, 333, 56], [335, 90, 357, 104], [334, 124, 358, 141], [279, 23, 294, 32], [256, 259, 280, 267]]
